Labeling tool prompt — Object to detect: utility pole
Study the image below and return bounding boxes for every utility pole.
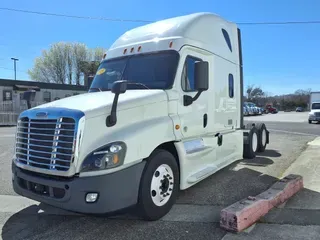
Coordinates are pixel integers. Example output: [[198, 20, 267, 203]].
[[11, 57, 19, 80]]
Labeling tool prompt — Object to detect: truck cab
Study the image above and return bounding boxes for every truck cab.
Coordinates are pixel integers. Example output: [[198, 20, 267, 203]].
[[11, 12, 270, 221], [309, 102, 320, 123]]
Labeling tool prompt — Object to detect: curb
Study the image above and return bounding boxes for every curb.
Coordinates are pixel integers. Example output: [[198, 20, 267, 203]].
[[220, 174, 303, 233]]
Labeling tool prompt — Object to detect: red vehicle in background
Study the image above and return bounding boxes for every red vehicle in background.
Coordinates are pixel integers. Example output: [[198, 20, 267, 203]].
[[265, 104, 278, 114]]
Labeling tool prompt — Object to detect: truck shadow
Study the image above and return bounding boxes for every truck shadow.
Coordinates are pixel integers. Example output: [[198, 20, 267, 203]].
[[257, 149, 282, 158], [3, 162, 319, 240], [239, 149, 281, 167]]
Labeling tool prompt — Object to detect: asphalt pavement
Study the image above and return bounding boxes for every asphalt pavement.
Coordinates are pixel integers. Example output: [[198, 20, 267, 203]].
[[1, 113, 320, 240]]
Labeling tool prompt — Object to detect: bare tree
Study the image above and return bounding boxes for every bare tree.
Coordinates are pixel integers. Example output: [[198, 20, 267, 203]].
[[28, 42, 106, 85], [73, 43, 88, 85], [246, 84, 264, 101]]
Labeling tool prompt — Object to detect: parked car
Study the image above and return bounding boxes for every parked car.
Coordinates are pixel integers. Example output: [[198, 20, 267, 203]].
[[296, 107, 303, 112]]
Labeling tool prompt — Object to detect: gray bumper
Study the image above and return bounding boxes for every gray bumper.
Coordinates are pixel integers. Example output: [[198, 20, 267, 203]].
[[309, 116, 320, 121], [12, 161, 146, 214]]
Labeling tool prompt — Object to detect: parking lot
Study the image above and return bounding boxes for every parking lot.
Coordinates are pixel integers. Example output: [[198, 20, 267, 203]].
[[245, 111, 309, 123], [1, 112, 320, 240]]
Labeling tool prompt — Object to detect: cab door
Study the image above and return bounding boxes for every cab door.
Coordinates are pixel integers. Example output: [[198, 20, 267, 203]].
[[177, 47, 212, 139]]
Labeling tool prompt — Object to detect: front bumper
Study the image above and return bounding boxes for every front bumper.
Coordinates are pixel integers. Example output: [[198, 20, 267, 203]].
[[309, 116, 320, 121], [12, 161, 146, 214]]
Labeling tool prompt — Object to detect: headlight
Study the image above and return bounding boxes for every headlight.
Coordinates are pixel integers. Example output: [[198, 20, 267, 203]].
[[309, 113, 315, 116], [80, 141, 127, 172]]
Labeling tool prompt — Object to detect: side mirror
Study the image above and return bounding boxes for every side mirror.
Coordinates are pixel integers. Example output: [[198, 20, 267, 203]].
[[106, 80, 128, 127], [194, 61, 209, 91], [183, 61, 209, 106], [112, 80, 127, 94]]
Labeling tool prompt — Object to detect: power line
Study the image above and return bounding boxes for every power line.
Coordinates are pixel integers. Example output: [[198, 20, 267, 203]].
[[1, 7, 320, 25], [238, 20, 320, 25], [0, 7, 152, 23]]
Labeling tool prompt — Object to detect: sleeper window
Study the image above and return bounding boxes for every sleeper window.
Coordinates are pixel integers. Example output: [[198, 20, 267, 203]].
[[182, 56, 202, 92], [228, 74, 234, 98]]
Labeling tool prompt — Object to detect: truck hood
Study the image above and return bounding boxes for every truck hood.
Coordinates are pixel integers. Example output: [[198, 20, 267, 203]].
[[310, 109, 320, 114], [34, 90, 168, 118]]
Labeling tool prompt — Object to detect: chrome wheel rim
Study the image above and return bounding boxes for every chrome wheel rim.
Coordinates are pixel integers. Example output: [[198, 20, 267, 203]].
[[150, 164, 174, 207]]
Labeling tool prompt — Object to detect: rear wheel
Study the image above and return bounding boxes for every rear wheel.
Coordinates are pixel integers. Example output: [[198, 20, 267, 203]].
[[243, 127, 258, 159], [255, 123, 268, 152], [138, 149, 179, 221]]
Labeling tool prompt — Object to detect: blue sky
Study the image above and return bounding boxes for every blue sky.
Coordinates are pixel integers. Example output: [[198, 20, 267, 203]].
[[0, 0, 319, 95]]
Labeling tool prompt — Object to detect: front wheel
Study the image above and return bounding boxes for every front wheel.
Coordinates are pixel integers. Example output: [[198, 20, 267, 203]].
[[137, 149, 179, 221]]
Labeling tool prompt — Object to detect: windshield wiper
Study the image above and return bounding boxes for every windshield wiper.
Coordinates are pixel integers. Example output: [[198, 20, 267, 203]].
[[89, 87, 103, 92], [127, 82, 149, 89]]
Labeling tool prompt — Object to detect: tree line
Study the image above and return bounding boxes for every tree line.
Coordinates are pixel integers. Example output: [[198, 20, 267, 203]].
[[28, 42, 106, 85], [245, 85, 312, 111]]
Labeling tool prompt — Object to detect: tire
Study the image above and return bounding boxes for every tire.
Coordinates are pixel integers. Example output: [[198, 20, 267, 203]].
[[137, 149, 179, 221], [246, 123, 253, 129], [309, 120, 312, 124], [255, 123, 267, 152], [243, 127, 258, 159]]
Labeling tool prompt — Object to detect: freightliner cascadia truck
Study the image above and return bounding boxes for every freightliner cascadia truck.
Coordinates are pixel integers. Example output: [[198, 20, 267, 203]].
[[12, 12, 270, 221]]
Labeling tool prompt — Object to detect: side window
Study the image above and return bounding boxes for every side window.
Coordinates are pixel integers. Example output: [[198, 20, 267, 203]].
[[228, 74, 234, 98], [3, 90, 12, 101], [222, 29, 232, 52], [43, 91, 51, 102], [182, 56, 202, 92]]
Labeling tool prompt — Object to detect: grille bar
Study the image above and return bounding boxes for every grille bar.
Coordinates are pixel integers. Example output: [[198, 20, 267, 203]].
[[17, 131, 74, 138], [16, 152, 71, 163], [17, 158, 70, 169], [16, 142, 72, 150], [17, 136, 73, 144], [18, 126, 75, 131], [19, 121, 75, 125], [15, 117, 76, 171], [16, 147, 73, 157]]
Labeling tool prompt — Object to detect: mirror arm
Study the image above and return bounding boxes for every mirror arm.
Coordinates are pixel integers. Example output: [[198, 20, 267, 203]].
[[183, 90, 204, 106], [106, 93, 120, 127], [26, 100, 31, 109]]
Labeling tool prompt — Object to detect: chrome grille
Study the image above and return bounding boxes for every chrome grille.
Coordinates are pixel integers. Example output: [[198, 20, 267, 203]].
[[315, 112, 320, 117], [15, 117, 76, 171]]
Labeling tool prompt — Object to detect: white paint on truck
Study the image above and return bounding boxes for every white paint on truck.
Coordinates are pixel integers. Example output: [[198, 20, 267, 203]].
[[309, 91, 320, 123], [11, 12, 269, 220]]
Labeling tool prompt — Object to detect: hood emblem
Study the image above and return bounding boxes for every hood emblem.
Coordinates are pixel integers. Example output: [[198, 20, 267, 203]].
[[36, 112, 48, 118]]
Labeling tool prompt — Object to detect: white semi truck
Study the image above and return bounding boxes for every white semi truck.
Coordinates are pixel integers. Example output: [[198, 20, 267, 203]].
[[309, 91, 320, 124], [12, 12, 270, 221]]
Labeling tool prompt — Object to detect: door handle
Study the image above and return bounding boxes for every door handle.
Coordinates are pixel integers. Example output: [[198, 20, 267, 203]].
[[215, 133, 223, 146], [203, 114, 208, 128]]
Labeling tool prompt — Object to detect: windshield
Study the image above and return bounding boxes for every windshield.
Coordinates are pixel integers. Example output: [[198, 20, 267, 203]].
[[312, 103, 320, 110], [89, 50, 179, 92]]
